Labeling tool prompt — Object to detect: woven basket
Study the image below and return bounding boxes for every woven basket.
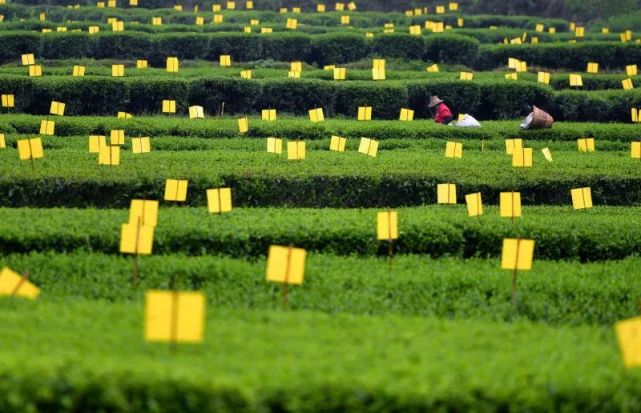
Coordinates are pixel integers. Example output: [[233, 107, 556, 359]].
[[531, 106, 554, 129]]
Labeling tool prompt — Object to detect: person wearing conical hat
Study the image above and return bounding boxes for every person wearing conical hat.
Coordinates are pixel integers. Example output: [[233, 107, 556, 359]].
[[428, 96, 454, 125]]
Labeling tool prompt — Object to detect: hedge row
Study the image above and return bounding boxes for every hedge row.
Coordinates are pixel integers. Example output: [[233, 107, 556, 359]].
[[3, 115, 641, 141], [5, 251, 641, 324], [2, 74, 641, 120], [1, 301, 637, 413], [3, 206, 641, 261]]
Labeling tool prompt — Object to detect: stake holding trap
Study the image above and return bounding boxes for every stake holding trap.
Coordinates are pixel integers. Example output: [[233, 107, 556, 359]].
[[0, 267, 40, 299], [17, 137, 44, 172], [377, 210, 398, 271], [615, 317, 641, 367], [501, 238, 535, 306], [266, 245, 306, 308]]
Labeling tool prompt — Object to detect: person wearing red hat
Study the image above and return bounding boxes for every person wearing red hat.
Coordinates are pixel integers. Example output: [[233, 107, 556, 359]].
[[428, 96, 454, 125]]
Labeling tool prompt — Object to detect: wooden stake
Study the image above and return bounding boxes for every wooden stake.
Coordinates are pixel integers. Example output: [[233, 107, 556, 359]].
[[220, 101, 225, 117]]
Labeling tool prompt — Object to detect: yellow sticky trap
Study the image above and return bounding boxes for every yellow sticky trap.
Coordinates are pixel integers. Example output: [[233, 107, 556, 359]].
[[448, 2, 458, 10], [226, 1, 235, 9], [457, 18, 464, 27], [238, 117, 249, 133], [436, 5, 445, 13], [437, 183, 457, 204], [129, 199, 158, 227], [627, 65, 638, 77], [347, 1, 356, 10], [500, 192, 522, 218], [317, 3, 325, 12], [250, 19, 260, 26], [575, 27, 585, 37], [207, 188, 232, 214], [213, 14, 224, 24], [541, 148, 553, 162], [267, 137, 282, 154], [357, 106, 372, 121], [510, 37, 522, 45], [112, 21, 124, 32], [244, 26, 252, 33], [72, 65, 85, 76], [117, 111, 132, 119], [290, 61, 303, 72], [189, 106, 204, 119], [340, 15, 350, 25], [212, 4, 221, 11], [162, 100, 176, 114], [261, 27, 273, 34], [17, 138, 44, 160], [136, 59, 148, 69], [246, 0, 253, 8], [39, 120, 55, 136], [110, 129, 125, 145], [631, 142, 641, 159], [616, 317, 641, 367], [505, 138, 523, 155], [220, 55, 232, 67], [144, 290, 205, 343], [426, 64, 439, 73], [537, 71, 550, 85], [602, 27, 610, 34], [376, 211, 398, 240], [173, 4, 182, 10], [28, 65, 42, 77], [21, 54, 35, 66], [308, 108, 324, 123], [164, 179, 188, 202], [333, 68, 346, 80], [372, 67, 386, 80], [501, 239, 535, 271], [505, 73, 518, 81], [266, 245, 306, 285], [623, 78, 634, 90], [330, 136, 346, 152], [531, 37, 539, 45], [515, 61, 527, 73], [1, 94, 15, 108], [0, 134, 5, 148], [132, 137, 151, 154], [288, 71, 301, 79], [459, 71, 473, 81], [0, 267, 39, 299], [166, 57, 179, 73], [465, 193, 483, 217], [335, 2, 344, 10], [112, 64, 124, 77], [88, 135, 105, 153], [508, 58, 519, 69], [569, 74, 583, 87], [89, 25, 100, 34], [399, 108, 414, 121], [587, 62, 599, 74], [445, 141, 463, 158], [195, 16, 204, 25], [358, 137, 379, 157], [240, 70, 252, 80], [262, 109, 277, 121], [409, 25, 421, 36], [287, 141, 306, 160], [98, 145, 120, 165], [535, 23, 544, 32], [512, 147, 533, 168], [286, 18, 297, 30], [577, 138, 595, 153], [571, 187, 593, 210], [632, 108, 640, 123]]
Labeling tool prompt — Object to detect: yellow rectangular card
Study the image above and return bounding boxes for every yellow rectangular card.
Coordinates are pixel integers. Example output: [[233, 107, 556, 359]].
[[220, 55, 232, 67], [110, 129, 125, 145], [512, 147, 533, 167], [0, 267, 39, 299], [189, 106, 204, 119], [112, 64, 124, 77], [266, 245, 306, 285], [144, 291, 205, 343], [358, 106, 372, 121], [501, 238, 535, 271], [333, 67, 346, 80], [132, 137, 151, 154], [571, 187, 592, 209], [541, 147, 553, 162], [376, 211, 398, 240], [399, 108, 414, 121], [330, 136, 346, 152], [262, 109, 277, 121], [308, 108, 324, 123], [465, 193, 483, 217], [120, 223, 154, 254], [445, 141, 463, 158], [166, 57, 179, 73], [437, 183, 457, 204], [358, 137, 378, 157], [207, 188, 232, 214], [631, 142, 641, 159], [238, 117, 249, 133], [17, 138, 44, 160], [500, 192, 521, 218], [267, 137, 282, 154], [1, 94, 14, 108], [162, 100, 176, 114], [98, 145, 120, 165], [537, 71, 550, 85], [577, 138, 595, 153], [287, 141, 306, 160], [615, 317, 641, 367], [129, 199, 158, 227], [164, 179, 188, 202], [72, 65, 85, 76]]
